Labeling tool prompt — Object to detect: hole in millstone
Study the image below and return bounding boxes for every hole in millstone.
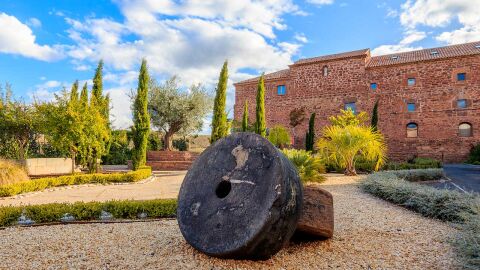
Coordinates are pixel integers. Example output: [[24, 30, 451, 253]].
[[215, 180, 232, 198]]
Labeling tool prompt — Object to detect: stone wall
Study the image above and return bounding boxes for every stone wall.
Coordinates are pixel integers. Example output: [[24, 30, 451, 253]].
[[23, 158, 73, 176], [145, 151, 200, 171], [234, 47, 480, 163]]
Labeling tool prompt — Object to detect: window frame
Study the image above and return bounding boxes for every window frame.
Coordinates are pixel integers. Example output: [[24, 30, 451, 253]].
[[277, 85, 286, 96], [458, 122, 473, 137], [407, 103, 416, 112], [457, 73, 466, 81], [370, 83, 377, 90], [323, 65, 328, 77], [407, 78, 416, 86], [457, 99, 467, 109], [406, 122, 418, 138], [344, 102, 357, 114]]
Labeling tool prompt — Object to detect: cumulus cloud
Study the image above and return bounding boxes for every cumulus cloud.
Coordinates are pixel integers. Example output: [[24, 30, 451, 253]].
[[29, 80, 64, 102], [371, 30, 425, 55], [60, 0, 306, 129], [307, 0, 335, 6], [0, 13, 63, 61]]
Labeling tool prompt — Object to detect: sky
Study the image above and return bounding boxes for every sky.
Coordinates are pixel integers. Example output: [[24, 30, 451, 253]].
[[1, 0, 479, 134]]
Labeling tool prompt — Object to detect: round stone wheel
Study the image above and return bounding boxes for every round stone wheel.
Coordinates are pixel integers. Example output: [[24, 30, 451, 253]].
[[177, 132, 303, 259]]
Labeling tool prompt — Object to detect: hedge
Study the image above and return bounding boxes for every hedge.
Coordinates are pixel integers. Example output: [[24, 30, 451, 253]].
[[0, 199, 177, 227], [389, 168, 445, 182], [0, 167, 152, 197]]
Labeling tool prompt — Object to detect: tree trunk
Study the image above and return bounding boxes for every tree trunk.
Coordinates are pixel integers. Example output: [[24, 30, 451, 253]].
[[344, 158, 357, 176], [71, 150, 76, 175], [164, 131, 173, 151]]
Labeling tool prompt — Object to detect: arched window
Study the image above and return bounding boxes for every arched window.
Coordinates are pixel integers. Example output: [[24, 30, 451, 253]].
[[323, 66, 328, 76], [406, 123, 418, 138], [459, 123, 472, 137]]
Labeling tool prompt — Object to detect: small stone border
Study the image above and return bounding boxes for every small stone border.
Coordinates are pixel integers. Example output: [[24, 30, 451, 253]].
[[0, 175, 156, 201]]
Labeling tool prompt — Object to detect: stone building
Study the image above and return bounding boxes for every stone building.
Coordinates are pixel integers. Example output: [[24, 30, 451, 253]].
[[234, 41, 480, 163]]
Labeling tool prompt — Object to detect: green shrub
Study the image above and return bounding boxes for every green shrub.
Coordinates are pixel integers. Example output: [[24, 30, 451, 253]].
[[361, 171, 478, 222], [455, 213, 480, 269], [467, 143, 480, 164], [0, 199, 177, 227], [390, 168, 444, 182], [268, 125, 291, 148], [173, 138, 188, 151], [0, 159, 29, 185], [0, 167, 152, 197], [281, 149, 326, 183], [385, 157, 442, 170]]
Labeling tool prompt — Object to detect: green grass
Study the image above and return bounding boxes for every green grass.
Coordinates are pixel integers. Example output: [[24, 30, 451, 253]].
[[0, 167, 152, 197], [360, 170, 480, 268], [0, 199, 177, 227]]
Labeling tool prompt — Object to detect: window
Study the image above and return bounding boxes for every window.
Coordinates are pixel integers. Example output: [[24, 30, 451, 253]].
[[407, 78, 416, 86], [277, 85, 286, 95], [407, 123, 418, 138], [323, 66, 328, 77], [457, 73, 466, 81], [344, 102, 356, 113], [457, 99, 467, 109], [459, 123, 472, 137], [407, 103, 416, 112], [370, 83, 377, 90]]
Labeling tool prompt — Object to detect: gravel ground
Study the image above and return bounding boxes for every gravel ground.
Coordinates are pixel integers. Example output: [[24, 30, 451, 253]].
[[0, 175, 462, 269]]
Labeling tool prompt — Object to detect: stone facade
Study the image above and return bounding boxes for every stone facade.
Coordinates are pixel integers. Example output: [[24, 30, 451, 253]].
[[234, 42, 480, 163]]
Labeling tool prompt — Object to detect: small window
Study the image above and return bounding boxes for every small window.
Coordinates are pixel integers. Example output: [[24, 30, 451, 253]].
[[407, 103, 416, 112], [370, 83, 377, 90], [277, 85, 286, 95], [407, 78, 416, 86], [457, 99, 467, 109], [323, 66, 328, 77], [407, 123, 418, 138], [344, 102, 356, 114], [457, 73, 466, 81], [459, 123, 472, 137]]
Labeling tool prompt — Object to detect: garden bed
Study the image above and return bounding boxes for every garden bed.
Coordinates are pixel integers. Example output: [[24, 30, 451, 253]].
[[0, 175, 462, 269]]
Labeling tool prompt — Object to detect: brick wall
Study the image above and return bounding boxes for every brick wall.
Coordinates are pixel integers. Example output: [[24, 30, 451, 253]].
[[234, 47, 480, 163]]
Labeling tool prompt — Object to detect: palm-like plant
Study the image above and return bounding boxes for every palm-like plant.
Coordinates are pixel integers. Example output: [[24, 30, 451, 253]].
[[316, 125, 387, 176], [281, 149, 326, 183]]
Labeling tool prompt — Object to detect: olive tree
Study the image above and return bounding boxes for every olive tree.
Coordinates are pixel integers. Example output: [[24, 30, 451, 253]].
[[148, 76, 213, 150]]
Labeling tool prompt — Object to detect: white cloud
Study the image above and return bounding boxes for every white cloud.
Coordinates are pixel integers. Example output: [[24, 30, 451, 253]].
[[26, 17, 42, 28], [400, 0, 480, 44], [294, 33, 308, 43], [307, 0, 335, 6], [29, 80, 64, 102], [106, 87, 133, 129], [372, 30, 425, 55], [0, 13, 63, 61]]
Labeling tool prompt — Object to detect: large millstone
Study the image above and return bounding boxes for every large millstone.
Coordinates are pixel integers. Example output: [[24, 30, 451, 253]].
[[177, 132, 303, 259]]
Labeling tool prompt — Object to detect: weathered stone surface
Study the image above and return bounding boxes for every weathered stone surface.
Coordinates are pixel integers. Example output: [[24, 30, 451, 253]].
[[297, 185, 334, 238], [177, 132, 303, 259]]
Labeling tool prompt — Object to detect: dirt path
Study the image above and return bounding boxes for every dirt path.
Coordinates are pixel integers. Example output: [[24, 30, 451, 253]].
[[0, 171, 185, 206], [0, 174, 461, 269]]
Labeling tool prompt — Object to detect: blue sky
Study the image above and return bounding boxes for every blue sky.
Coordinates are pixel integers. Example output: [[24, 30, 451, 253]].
[[1, 0, 479, 133]]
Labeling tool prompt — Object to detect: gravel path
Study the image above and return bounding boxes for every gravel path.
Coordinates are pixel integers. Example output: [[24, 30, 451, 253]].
[[0, 171, 185, 206], [0, 175, 462, 269]]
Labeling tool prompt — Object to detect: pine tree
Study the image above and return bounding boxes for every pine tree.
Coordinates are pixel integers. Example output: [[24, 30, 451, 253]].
[[131, 59, 150, 170], [242, 101, 248, 132], [305, 112, 316, 151], [210, 60, 228, 143], [255, 74, 266, 137], [371, 99, 379, 131]]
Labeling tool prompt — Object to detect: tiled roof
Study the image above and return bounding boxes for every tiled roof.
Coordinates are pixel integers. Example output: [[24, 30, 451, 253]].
[[368, 41, 480, 67], [235, 69, 290, 84], [294, 48, 370, 65]]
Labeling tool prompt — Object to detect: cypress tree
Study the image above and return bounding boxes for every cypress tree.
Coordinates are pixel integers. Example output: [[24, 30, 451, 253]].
[[92, 61, 103, 101], [131, 59, 150, 170], [70, 80, 79, 103], [255, 74, 266, 137], [80, 82, 88, 108], [305, 112, 316, 151], [242, 101, 248, 132], [371, 99, 379, 131], [210, 60, 228, 143]]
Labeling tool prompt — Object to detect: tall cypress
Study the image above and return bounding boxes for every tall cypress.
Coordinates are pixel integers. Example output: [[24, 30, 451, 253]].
[[371, 99, 379, 131], [305, 112, 316, 151], [70, 80, 79, 103], [131, 59, 150, 170], [92, 61, 103, 101], [255, 74, 266, 137], [80, 82, 88, 108], [210, 60, 228, 143], [242, 101, 248, 132]]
